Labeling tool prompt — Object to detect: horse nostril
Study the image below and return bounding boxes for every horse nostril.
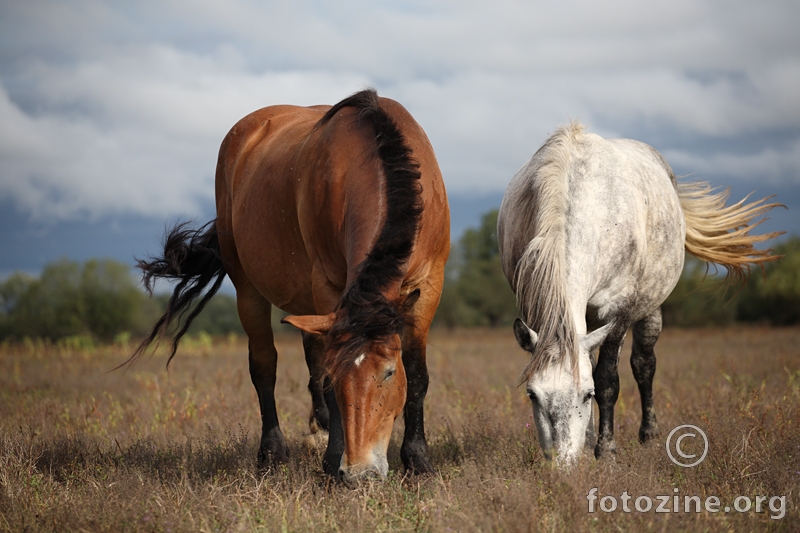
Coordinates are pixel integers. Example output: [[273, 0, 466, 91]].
[[338, 467, 347, 479], [362, 469, 381, 481]]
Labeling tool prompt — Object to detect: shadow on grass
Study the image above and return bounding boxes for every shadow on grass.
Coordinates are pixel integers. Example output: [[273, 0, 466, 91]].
[[30, 427, 334, 486]]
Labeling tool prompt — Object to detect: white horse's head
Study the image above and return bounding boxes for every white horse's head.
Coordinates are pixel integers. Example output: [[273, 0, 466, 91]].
[[513, 318, 613, 465]]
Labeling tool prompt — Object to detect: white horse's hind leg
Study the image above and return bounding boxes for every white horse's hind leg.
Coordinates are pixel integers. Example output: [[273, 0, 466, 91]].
[[630, 308, 661, 443]]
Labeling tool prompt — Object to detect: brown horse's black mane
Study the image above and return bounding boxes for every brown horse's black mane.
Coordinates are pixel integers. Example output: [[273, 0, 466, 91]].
[[318, 89, 423, 381]]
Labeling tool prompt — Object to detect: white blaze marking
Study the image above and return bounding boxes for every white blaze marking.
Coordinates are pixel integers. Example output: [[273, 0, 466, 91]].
[[354, 353, 366, 367]]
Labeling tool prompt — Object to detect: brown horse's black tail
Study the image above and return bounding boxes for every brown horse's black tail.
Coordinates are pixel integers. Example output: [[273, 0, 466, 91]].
[[128, 220, 226, 366]]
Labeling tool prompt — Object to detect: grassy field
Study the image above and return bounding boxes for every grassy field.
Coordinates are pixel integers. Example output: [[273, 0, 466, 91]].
[[1, 326, 798, 532]]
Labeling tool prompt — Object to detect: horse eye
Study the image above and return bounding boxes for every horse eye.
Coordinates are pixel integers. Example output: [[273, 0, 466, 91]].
[[583, 391, 595, 403], [384, 368, 395, 381], [527, 390, 538, 404]]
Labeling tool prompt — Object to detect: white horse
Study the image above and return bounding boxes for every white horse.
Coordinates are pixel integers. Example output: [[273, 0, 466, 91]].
[[498, 122, 781, 464]]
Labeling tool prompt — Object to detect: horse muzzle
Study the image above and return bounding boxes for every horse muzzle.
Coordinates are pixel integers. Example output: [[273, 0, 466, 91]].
[[338, 452, 389, 487]]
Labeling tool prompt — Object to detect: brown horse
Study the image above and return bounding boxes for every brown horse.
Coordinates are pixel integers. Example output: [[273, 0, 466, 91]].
[[132, 89, 450, 483]]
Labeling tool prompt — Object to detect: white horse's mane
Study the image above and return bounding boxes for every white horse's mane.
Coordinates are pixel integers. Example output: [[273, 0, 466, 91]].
[[514, 122, 582, 382]]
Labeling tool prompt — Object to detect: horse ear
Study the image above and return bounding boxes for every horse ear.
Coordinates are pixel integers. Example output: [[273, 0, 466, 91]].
[[281, 313, 336, 336], [401, 288, 421, 312], [580, 321, 615, 353], [513, 318, 538, 352]]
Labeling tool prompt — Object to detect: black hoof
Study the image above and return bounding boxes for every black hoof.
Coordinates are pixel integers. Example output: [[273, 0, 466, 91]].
[[638, 424, 660, 444], [309, 407, 330, 433], [257, 432, 289, 471], [322, 452, 342, 480], [257, 448, 288, 471], [594, 441, 617, 460], [401, 442, 435, 475]]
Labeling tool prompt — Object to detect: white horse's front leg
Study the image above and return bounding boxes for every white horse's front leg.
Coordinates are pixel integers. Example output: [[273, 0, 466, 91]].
[[593, 323, 627, 459]]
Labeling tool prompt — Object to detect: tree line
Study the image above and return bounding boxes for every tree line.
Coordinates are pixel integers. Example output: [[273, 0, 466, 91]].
[[1, 210, 798, 344], [0, 258, 243, 345]]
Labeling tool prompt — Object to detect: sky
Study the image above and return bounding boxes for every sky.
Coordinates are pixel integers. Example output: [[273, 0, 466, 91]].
[[1, 1, 799, 280]]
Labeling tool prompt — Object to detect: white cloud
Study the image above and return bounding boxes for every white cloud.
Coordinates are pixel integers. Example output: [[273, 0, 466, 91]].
[[0, 0, 798, 221], [663, 137, 800, 188], [0, 44, 368, 220]]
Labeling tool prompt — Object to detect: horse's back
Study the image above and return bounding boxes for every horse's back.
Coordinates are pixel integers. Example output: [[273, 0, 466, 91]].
[[214, 104, 330, 312], [214, 97, 448, 319], [500, 124, 686, 326], [575, 133, 685, 319], [501, 127, 680, 278], [574, 133, 684, 253]]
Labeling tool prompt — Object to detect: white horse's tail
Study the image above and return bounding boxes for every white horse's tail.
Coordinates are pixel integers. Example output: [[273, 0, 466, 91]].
[[678, 181, 784, 284]]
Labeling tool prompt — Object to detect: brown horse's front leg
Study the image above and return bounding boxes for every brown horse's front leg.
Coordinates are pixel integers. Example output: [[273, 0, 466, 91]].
[[400, 338, 434, 474]]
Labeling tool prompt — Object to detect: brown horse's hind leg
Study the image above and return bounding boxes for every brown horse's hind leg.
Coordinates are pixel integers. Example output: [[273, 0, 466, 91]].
[[301, 332, 329, 432], [237, 288, 288, 469], [631, 308, 661, 444], [400, 335, 434, 474], [248, 338, 289, 468], [321, 376, 345, 478]]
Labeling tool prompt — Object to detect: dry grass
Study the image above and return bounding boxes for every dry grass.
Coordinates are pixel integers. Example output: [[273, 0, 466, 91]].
[[1, 327, 798, 532]]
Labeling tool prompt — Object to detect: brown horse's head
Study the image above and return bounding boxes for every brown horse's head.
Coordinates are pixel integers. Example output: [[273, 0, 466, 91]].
[[283, 289, 419, 484]]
